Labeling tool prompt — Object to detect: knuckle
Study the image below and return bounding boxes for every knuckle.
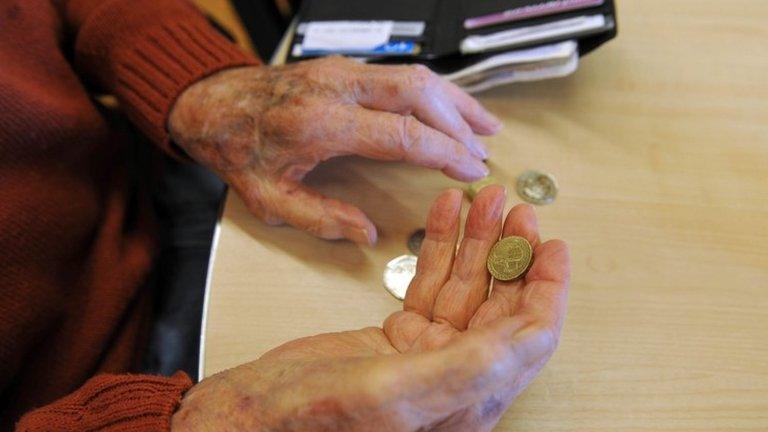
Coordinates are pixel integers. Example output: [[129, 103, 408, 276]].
[[406, 64, 436, 93], [248, 199, 284, 226], [314, 56, 358, 83], [479, 341, 508, 368], [409, 63, 433, 79], [522, 320, 561, 357], [382, 311, 405, 332], [306, 57, 345, 82], [457, 122, 475, 140], [540, 325, 560, 353], [349, 74, 369, 101], [325, 54, 352, 66], [299, 207, 332, 238], [311, 55, 337, 69], [464, 339, 509, 382], [397, 115, 419, 154], [262, 213, 285, 226]]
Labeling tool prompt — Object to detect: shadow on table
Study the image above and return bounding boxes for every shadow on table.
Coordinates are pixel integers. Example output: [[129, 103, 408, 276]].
[[227, 157, 423, 284]]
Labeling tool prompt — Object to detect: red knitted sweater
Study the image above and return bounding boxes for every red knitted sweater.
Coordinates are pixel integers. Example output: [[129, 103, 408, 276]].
[[0, 0, 258, 429]]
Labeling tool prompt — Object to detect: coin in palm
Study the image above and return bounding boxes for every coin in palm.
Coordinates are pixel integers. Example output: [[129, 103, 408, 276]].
[[486, 236, 533, 281]]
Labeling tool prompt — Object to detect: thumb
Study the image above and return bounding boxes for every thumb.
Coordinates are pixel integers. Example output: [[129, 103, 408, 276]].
[[375, 317, 549, 428], [256, 178, 378, 245]]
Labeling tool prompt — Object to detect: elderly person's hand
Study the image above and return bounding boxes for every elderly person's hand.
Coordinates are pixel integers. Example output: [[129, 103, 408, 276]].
[[171, 186, 570, 431], [168, 57, 501, 245]]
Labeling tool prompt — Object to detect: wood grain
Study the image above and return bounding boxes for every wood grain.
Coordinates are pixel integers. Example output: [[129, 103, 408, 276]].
[[197, 1, 768, 430]]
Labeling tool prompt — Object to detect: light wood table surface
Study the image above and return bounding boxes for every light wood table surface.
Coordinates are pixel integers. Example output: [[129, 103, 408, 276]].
[[195, 1, 768, 430]]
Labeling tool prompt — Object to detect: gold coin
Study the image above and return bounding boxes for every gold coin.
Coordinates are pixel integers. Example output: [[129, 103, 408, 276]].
[[486, 236, 533, 281], [466, 176, 498, 200]]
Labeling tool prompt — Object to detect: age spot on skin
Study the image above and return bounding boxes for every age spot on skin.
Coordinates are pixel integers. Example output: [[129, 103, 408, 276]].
[[386, 82, 400, 98], [308, 397, 346, 416], [278, 396, 358, 430], [237, 395, 255, 412], [479, 394, 505, 420]]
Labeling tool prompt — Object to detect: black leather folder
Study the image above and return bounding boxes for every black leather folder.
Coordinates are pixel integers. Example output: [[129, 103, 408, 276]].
[[287, 0, 617, 69]]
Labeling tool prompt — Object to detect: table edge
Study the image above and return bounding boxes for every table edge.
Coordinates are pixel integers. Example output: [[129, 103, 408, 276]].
[[197, 20, 297, 380]]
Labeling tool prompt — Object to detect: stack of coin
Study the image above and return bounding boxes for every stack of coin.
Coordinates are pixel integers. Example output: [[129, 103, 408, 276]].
[[486, 236, 533, 281]]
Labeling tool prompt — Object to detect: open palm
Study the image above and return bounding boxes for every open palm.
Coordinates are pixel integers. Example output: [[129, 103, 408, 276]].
[[173, 186, 570, 432]]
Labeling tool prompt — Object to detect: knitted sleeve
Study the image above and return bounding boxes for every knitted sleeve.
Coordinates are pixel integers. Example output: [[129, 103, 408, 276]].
[[16, 372, 193, 431], [61, 0, 261, 153], [15, 1, 252, 429]]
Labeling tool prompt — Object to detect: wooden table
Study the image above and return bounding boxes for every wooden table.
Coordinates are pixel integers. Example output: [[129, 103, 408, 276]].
[[195, 1, 768, 430]]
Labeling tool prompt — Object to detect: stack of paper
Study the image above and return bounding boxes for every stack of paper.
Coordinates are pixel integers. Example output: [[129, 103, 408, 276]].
[[445, 40, 578, 93]]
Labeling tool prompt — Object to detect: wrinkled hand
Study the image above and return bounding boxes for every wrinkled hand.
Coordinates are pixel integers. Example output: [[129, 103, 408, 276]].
[[171, 187, 570, 431], [168, 57, 501, 245]]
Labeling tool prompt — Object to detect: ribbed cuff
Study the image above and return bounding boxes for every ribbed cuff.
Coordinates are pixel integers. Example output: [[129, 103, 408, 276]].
[[16, 372, 193, 432], [113, 21, 260, 155]]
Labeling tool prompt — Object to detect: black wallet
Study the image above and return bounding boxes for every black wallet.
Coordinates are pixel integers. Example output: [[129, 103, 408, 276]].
[[287, 0, 617, 71]]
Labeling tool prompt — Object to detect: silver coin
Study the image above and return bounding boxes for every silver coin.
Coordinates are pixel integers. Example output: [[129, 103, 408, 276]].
[[407, 229, 426, 255], [516, 170, 558, 205], [383, 254, 418, 301]]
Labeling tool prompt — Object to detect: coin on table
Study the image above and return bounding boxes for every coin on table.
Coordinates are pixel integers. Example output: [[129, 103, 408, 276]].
[[466, 176, 498, 200], [516, 170, 558, 205], [383, 254, 418, 300], [486, 236, 533, 281], [407, 229, 426, 255]]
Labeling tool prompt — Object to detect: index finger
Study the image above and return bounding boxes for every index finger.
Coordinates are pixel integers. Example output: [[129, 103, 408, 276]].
[[353, 64, 492, 158], [403, 188, 463, 318], [331, 106, 489, 182], [443, 79, 503, 136]]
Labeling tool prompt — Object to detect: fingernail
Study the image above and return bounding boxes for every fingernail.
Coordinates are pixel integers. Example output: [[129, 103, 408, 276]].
[[482, 116, 503, 135], [473, 138, 490, 159], [470, 159, 490, 179], [488, 113, 503, 130], [343, 227, 377, 246]]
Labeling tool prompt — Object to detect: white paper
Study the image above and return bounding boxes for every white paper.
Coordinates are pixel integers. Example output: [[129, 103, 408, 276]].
[[459, 52, 579, 94], [297, 21, 424, 37], [302, 21, 394, 51], [444, 40, 577, 82], [461, 15, 606, 54]]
